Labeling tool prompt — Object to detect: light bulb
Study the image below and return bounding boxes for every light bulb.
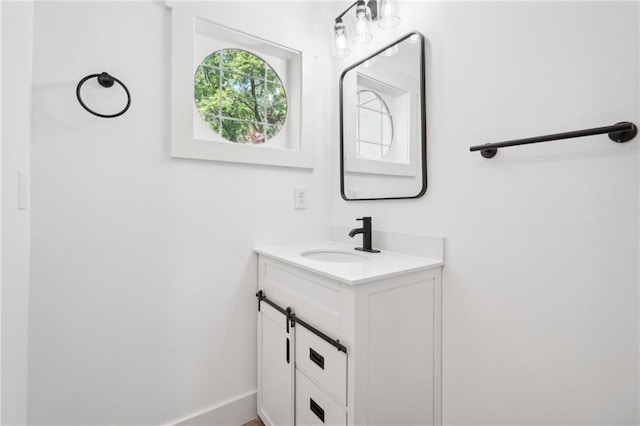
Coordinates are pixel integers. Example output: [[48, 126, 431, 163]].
[[332, 20, 351, 58], [378, 0, 400, 29], [336, 31, 347, 50], [352, 2, 372, 44]]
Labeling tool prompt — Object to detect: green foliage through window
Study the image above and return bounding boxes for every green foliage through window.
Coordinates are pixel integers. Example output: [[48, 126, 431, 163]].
[[194, 49, 287, 144]]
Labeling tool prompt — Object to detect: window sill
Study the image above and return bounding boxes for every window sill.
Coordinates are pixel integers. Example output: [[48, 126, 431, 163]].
[[172, 138, 314, 170], [345, 157, 416, 176]]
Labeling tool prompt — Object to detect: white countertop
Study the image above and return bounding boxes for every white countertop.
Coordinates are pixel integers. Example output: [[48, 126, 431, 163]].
[[254, 241, 443, 285]]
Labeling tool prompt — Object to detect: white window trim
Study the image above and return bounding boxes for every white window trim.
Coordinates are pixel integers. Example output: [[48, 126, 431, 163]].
[[169, 4, 313, 170]]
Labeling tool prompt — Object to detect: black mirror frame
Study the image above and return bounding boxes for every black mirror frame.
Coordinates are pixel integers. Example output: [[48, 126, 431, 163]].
[[339, 31, 427, 201]]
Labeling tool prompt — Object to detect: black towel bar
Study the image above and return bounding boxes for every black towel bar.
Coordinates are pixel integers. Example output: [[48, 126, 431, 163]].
[[470, 121, 637, 158]]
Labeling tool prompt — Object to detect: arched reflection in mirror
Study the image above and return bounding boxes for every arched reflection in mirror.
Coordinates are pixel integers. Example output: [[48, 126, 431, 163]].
[[356, 90, 394, 160]]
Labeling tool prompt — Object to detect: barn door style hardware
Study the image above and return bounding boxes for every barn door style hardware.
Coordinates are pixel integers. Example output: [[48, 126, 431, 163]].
[[256, 290, 294, 333], [256, 290, 347, 353], [470, 121, 637, 158]]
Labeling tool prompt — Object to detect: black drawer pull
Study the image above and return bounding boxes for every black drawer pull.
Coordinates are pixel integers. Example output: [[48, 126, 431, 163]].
[[309, 348, 325, 369], [310, 398, 325, 422], [286, 338, 290, 364]]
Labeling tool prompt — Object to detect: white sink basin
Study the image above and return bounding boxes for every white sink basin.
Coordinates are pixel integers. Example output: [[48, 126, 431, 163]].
[[255, 240, 444, 285], [301, 249, 366, 263]]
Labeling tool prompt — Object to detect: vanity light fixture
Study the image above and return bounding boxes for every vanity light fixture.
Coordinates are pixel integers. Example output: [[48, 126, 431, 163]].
[[332, 0, 401, 58], [353, 1, 373, 45], [378, 0, 400, 29]]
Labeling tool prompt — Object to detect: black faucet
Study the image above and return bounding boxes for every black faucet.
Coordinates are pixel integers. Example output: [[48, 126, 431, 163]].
[[348, 217, 380, 253]]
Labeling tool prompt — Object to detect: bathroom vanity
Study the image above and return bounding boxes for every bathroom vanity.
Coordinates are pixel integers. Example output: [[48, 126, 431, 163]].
[[254, 240, 443, 426]]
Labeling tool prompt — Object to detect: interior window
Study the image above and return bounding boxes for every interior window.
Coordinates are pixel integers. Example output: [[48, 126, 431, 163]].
[[194, 49, 287, 145]]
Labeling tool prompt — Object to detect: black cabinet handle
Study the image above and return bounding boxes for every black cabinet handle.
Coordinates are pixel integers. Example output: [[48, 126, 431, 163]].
[[310, 398, 325, 422], [309, 348, 325, 369], [286, 338, 290, 364]]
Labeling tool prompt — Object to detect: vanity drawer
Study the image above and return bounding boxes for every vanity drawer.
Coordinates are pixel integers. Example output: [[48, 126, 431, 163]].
[[296, 369, 347, 426], [295, 324, 347, 406], [261, 258, 343, 332]]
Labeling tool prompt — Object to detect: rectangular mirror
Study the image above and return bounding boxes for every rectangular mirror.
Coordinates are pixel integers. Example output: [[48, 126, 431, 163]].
[[340, 31, 426, 201]]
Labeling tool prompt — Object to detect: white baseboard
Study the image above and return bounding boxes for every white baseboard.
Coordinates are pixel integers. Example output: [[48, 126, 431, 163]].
[[172, 390, 257, 426]]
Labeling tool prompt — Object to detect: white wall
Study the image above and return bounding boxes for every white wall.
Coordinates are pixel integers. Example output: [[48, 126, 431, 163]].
[[28, 2, 331, 424], [1, 2, 34, 425], [332, 1, 639, 424], [21, 1, 640, 425]]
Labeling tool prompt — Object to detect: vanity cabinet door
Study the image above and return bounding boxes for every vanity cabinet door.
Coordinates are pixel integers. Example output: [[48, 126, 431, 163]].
[[258, 303, 294, 426]]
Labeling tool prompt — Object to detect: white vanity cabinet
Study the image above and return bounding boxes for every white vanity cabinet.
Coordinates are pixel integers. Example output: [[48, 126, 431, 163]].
[[256, 242, 442, 426]]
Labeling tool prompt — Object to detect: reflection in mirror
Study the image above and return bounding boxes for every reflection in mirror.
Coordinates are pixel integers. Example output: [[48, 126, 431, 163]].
[[340, 31, 426, 200], [357, 90, 394, 160]]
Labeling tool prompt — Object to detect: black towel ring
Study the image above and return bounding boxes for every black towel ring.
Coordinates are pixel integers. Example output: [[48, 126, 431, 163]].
[[76, 72, 131, 118]]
